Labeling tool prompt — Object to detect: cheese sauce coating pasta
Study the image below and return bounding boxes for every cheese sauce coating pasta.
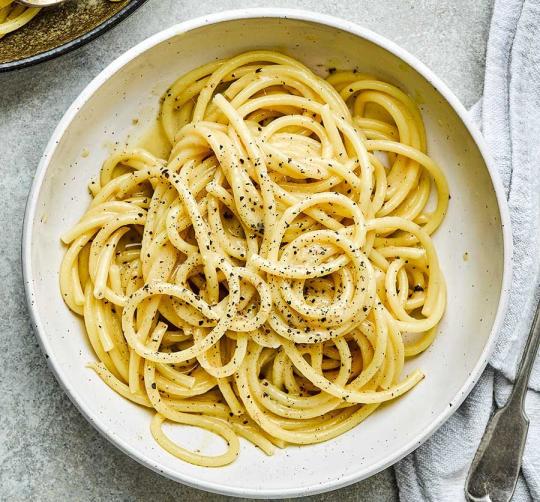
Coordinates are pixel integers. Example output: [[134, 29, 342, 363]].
[[60, 51, 448, 466]]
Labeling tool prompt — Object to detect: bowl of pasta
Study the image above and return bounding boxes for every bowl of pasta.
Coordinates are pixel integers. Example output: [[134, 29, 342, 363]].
[[0, 0, 147, 72], [22, 8, 512, 498]]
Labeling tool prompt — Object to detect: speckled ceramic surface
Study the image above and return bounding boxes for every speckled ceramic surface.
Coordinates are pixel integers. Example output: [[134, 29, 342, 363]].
[[22, 9, 511, 499], [0, 0, 147, 71]]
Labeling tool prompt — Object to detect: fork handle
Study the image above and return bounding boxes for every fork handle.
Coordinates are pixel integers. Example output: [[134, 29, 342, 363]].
[[511, 293, 540, 407], [465, 294, 540, 502]]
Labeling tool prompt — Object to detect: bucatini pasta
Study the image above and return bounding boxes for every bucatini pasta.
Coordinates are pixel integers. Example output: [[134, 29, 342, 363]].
[[60, 51, 448, 466]]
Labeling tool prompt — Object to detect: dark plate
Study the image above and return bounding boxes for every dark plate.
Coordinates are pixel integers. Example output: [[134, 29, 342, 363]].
[[0, 0, 148, 72]]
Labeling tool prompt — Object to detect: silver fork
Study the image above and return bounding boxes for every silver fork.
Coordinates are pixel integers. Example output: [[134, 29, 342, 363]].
[[465, 296, 540, 502]]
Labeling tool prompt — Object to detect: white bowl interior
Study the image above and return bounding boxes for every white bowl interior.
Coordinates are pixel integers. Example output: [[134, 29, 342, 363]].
[[26, 15, 505, 498]]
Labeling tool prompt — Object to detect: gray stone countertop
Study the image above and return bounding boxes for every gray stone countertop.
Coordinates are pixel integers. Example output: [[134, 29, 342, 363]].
[[0, 1, 493, 500]]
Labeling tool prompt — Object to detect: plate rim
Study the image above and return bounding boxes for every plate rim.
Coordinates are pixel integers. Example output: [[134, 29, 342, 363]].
[[21, 8, 513, 498], [0, 0, 148, 73]]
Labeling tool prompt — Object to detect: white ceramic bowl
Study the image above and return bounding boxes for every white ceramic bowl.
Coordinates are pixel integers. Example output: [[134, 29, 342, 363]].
[[23, 9, 512, 499]]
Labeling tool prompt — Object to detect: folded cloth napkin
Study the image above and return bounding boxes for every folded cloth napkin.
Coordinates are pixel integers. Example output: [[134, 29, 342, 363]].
[[394, 0, 540, 500]]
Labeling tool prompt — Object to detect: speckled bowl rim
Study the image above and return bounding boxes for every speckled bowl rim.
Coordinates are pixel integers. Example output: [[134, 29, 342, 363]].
[[22, 8, 513, 499], [0, 0, 148, 73]]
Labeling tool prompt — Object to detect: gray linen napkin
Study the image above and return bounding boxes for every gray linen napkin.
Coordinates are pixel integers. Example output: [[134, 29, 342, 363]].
[[394, 0, 540, 500]]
